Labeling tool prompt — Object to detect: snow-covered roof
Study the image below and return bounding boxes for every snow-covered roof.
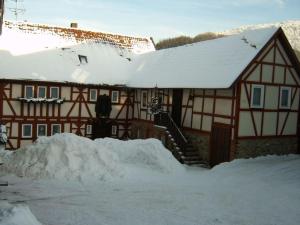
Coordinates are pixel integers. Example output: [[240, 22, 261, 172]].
[[0, 21, 280, 88], [126, 27, 279, 88], [0, 21, 155, 85]]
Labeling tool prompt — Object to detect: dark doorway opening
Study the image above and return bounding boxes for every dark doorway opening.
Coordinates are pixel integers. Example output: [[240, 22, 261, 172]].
[[171, 89, 183, 127]]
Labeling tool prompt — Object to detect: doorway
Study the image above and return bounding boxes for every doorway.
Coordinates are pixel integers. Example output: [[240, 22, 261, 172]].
[[171, 89, 183, 127], [210, 123, 231, 167]]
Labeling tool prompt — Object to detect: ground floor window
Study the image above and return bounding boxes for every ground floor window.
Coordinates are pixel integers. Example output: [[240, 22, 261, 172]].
[[86, 124, 92, 135], [111, 125, 118, 136], [37, 124, 47, 137], [51, 124, 61, 135], [22, 124, 32, 138]]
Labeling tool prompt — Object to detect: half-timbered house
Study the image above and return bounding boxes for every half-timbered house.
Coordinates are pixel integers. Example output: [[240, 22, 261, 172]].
[[1, 21, 300, 166], [128, 27, 300, 166], [0, 21, 154, 149]]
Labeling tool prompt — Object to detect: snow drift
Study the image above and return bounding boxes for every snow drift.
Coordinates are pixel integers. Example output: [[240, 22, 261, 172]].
[[0, 134, 183, 181], [0, 201, 42, 225]]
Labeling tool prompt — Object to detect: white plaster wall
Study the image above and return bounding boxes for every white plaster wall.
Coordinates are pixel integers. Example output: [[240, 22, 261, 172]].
[[263, 112, 277, 135], [11, 84, 22, 98], [215, 99, 232, 116], [283, 112, 298, 135], [264, 86, 278, 109], [61, 87, 71, 100], [202, 115, 212, 131], [261, 64, 273, 83], [238, 112, 255, 136]]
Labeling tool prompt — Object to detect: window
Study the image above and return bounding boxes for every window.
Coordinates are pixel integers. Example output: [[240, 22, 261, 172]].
[[251, 85, 264, 108], [37, 124, 47, 137], [86, 124, 92, 135], [280, 87, 291, 109], [78, 55, 88, 64], [25, 86, 34, 98], [111, 91, 119, 103], [38, 86, 47, 98], [22, 124, 32, 138], [51, 124, 61, 135], [111, 125, 117, 136], [90, 89, 97, 101], [50, 87, 59, 99], [141, 91, 148, 109]]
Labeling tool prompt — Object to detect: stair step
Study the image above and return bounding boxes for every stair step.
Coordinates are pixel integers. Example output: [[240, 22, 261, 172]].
[[182, 156, 202, 161], [184, 160, 205, 165]]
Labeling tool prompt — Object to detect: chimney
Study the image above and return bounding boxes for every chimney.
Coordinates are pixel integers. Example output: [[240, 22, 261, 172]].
[[70, 22, 78, 29]]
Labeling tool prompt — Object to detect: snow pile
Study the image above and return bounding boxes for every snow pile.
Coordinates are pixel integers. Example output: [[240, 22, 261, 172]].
[[0, 201, 42, 225], [1, 134, 183, 181], [95, 138, 183, 175]]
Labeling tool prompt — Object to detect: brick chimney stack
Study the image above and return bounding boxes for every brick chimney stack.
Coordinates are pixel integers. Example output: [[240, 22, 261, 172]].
[[70, 22, 78, 29]]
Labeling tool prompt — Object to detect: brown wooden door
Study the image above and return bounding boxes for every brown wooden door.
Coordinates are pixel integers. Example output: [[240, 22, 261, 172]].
[[210, 123, 231, 167], [172, 89, 183, 127]]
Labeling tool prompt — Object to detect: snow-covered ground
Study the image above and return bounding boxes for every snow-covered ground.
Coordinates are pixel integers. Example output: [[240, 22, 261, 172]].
[[0, 134, 300, 225]]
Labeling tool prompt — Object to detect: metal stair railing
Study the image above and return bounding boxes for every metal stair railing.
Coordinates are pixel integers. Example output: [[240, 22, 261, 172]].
[[154, 112, 187, 152]]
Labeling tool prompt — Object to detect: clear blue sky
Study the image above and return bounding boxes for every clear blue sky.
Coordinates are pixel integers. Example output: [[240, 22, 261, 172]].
[[4, 0, 300, 41]]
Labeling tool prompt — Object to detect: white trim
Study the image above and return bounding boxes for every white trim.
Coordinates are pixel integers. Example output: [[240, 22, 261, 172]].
[[111, 90, 119, 103], [38, 86, 47, 98], [37, 124, 47, 137], [111, 125, 117, 135], [250, 84, 264, 108], [279, 86, 292, 109], [50, 87, 59, 99], [22, 124, 32, 138], [141, 90, 148, 109], [25, 85, 34, 98], [86, 124, 92, 135], [90, 89, 97, 101], [51, 124, 61, 135]]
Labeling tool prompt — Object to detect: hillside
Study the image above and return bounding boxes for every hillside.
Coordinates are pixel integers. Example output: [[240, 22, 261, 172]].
[[156, 20, 300, 61]]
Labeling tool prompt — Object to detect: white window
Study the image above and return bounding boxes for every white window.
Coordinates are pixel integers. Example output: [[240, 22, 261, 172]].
[[86, 124, 92, 135], [78, 55, 88, 64], [90, 89, 97, 101], [111, 125, 117, 136], [111, 91, 119, 103], [141, 91, 148, 109], [50, 87, 59, 99], [280, 87, 291, 109], [251, 85, 264, 108], [22, 124, 32, 138], [37, 124, 47, 137], [51, 124, 61, 135], [38, 86, 47, 98], [25, 86, 34, 98]]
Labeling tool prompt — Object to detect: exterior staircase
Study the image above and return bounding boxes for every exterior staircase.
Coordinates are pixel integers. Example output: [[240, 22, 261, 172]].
[[154, 112, 208, 167]]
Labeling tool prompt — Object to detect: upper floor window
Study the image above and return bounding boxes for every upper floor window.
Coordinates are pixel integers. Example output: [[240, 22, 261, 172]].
[[111, 91, 119, 103], [78, 55, 88, 64], [25, 86, 34, 98], [90, 89, 97, 101], [280, 87, 291, 109], [38, 86, 47, 98], [251, 85, 264, 108], [141, 91, 148, 109], [50, 87, 59, 99]]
